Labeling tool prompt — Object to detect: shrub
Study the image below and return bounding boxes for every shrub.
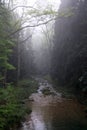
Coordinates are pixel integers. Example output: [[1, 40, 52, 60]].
[[0, 79, 38, 130]]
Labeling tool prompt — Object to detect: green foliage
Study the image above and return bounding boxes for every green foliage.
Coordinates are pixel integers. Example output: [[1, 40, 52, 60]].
[[5, 63, 15, 70], [0, 86, 25, 129], [27, 6, 58, 19], [42, 88, 54, 96], [0, 4, 17, 84], [17, 79, 38, 100], [0, 79, 38, 130]]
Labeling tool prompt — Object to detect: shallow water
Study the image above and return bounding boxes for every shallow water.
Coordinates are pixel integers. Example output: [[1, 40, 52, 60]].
[[19, 79, 87, 130]]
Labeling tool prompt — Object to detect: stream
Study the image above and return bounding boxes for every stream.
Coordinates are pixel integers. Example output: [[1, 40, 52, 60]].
[[18, 78, 87, 130]]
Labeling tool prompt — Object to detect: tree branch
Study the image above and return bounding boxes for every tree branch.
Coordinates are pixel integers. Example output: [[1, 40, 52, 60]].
[[10, 5, 38, 12], [7, 18, 55, 38]]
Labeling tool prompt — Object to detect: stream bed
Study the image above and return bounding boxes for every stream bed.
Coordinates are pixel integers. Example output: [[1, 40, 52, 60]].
[[18, 78, 87, 130]]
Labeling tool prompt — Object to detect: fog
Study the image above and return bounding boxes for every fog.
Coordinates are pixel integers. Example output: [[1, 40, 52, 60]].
[[10, 0, 61, 75], [0, 0, 87, 130]]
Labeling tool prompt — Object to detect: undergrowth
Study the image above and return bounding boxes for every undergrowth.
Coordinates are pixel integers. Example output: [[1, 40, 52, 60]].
[[0, 79, 38, 130]]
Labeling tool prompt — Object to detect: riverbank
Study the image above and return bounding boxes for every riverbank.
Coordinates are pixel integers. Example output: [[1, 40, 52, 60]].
[[44, 75, 87, 116], [0, 78, 38, 130], [18, 78, 87, 130], [44, 75, 87, 103]]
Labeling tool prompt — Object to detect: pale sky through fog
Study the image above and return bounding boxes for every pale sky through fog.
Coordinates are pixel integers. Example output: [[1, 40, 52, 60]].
[[14, 0, 61, 8], [13, 0, 61, 15], [12, 0, 61, 48]]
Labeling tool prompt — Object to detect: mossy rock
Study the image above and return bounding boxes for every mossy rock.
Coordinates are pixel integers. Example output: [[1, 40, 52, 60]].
[[42, 88, 54, 95]]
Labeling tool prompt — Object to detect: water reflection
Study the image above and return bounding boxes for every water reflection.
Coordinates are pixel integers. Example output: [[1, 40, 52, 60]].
[[20, 97, 87, 130], [31, 112, 46, 130], [19, 80, 87, 130]]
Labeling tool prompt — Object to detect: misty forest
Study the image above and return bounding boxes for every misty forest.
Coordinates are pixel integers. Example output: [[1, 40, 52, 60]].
[[0, 0, 87, 130]]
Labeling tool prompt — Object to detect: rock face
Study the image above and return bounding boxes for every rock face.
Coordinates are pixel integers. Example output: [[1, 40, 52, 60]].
[[51, 0, 87, 87]]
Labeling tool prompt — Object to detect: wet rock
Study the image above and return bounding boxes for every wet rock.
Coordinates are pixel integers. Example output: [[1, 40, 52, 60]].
[[29, 96, 34, 101]]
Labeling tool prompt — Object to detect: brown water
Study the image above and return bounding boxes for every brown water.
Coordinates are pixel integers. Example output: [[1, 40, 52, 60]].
[[19, 79, 87, 130]]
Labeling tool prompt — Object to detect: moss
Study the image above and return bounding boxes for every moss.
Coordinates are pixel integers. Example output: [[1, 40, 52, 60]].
[[42, 88, 54, 96]]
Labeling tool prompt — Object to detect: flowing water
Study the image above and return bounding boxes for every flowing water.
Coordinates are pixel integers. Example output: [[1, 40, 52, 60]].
[[18, 78, 87, 130]]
